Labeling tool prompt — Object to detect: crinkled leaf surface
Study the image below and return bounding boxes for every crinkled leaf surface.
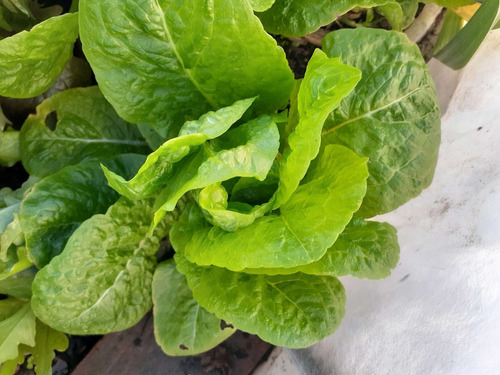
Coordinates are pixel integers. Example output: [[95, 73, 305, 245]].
[[19, 86, 150, 177], [153, 113, 280, 226], [257, 0, 404, 37], [0, 13, 78, 98], [153, 260, 234, 356], [103, 98, 256, 200], [29, 320, 69, 375], [0, 130, 20, 167], [171, 145, 368, 271], [79, 0, 294, 138], [19, 154, 145, 268], [322, 28, 440, 217], [0, 302, 36, 363], [245, 217, 399, 279], [31, 197, 173, 335], [176, 255, 346, 348]]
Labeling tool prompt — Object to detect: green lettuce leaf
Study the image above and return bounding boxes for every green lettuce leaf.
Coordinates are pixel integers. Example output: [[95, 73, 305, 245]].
[[0, 177, 39, 235], [31, 197, 176, 335], [322, 28, 440, 217], [0, 298, 25, 322], [176, 255, 346, 348], [0, 272, 33, 299], [0, 130, 20, 167], [244, 217, 400, 279], [198, 50, 361, 231], [19, 154, 145, 268], [19, 86, 150, 177], [102, 98, 256, 201], [257, 0, 406, 37], [79, 0, 294, 138], [249, 0, 276, 12], [0, 13, 79, 98], [272, 49, 361, 209], [28, 320, 69, 375], [197, 183, 268, 232], [153, 113, 280, 227], [153, 260, 235, 356], [171, 144, 368, 271], [0, 302, 36, 363], [377, 0, 418, 31]]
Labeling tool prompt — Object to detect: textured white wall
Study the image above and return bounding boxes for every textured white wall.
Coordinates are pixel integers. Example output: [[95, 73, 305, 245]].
[[264, 30, 500, 375]]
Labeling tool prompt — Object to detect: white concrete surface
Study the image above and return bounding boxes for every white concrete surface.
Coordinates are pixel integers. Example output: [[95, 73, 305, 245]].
[[259, 30, 500, 375]]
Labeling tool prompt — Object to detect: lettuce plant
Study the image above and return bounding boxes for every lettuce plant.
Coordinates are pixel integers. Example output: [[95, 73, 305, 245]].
[[0, 0, 441, 371]]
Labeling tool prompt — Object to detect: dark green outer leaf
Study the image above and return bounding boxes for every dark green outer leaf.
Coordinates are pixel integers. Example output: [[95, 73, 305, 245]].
[[31, 197, 176, 335], [79, 0, 294, 138], [176, 255, 346, 348], [257, 0, 402, 37], [153, 260, 235, 356], [244, 217, 400, 279], [0, 13, 78, 98], [322, 28, 441, 217], [19, 86, 150, 177], [19, 154, 145, 268]]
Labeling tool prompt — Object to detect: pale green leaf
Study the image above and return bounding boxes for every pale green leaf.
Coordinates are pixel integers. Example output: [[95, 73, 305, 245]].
[[171, 145, 368, 271], [176, 255, 346, 348], [245, 217, 400, 279], [272, 49, 361, 209], [79, 0, 294, 138], [249, 0, 276, 12], [0, 13, 79, 98], [153, 113, 280, 227], [102, 98, 256, 201], [198, 50, 362, 231], [322, 28, 441, 217], [0, 130, 20, 167], [0, 272, 33, 299], [29, 320, 68, 375], [0, 298, 25, 322], [153, 260, 235, 356], [19, 86, 149, 177], [0, 302, 36, 363]]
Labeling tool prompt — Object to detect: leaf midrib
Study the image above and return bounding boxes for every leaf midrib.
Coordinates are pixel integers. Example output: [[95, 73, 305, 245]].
[[152, 0, 219, 110], [321, 86, 430, 136]]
